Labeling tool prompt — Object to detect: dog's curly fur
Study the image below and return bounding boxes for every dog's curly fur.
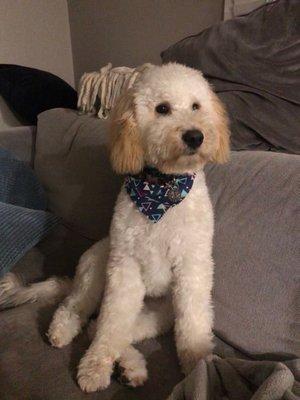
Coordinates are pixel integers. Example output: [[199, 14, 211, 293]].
[[1, 63, 230, 393]]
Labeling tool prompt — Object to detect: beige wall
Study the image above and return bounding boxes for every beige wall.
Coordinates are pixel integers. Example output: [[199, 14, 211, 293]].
[[0, 0, 74, 87], [68, 0, 224, 85]]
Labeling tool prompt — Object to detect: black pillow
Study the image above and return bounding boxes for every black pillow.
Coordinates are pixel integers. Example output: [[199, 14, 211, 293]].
[[161, 0, 300, 155], [0, 64, 78, 125]]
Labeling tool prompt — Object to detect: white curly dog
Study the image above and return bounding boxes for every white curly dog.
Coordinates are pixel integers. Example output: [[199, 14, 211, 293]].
[[2, 63, 230, 392]]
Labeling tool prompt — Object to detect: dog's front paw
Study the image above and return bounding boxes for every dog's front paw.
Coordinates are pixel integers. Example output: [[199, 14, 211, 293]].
[[117, 347, 148, 387], [77, 352, 113, 392], [47, 306, 81, 348]]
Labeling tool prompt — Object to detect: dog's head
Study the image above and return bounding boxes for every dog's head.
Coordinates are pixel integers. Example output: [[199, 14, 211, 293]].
[[109, 63, 230, 175]]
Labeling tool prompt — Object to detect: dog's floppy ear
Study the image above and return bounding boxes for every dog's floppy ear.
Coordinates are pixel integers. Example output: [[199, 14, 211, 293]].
[[211, 93, 230, 164], [109, 89, 144, 175]]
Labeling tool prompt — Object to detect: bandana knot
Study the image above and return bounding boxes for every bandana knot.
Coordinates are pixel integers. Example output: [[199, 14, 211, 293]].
[[125, 167, 196, 222]]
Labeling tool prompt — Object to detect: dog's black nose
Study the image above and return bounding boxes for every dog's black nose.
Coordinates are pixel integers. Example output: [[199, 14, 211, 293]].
[[182, 130, 204, 149]]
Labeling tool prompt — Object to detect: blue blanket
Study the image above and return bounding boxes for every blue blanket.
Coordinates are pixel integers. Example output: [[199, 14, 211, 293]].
[[0, 148, 60, 277]]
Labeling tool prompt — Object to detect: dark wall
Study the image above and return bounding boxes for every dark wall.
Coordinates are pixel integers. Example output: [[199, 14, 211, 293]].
[[68, 0, 224, 85]]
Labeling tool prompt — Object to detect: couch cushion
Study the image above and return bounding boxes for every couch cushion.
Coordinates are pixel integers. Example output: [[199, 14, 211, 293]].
[[35, 108, 122, 241], [0, 125, 36, 165], [206, 151, 299, 358], [0, 95, 27, 130]]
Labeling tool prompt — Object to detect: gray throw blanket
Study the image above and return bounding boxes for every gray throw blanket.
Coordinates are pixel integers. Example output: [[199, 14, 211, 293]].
[[0, 148, 59, 277], [168, 356, 300, 400], [161, 0, 300, 154]]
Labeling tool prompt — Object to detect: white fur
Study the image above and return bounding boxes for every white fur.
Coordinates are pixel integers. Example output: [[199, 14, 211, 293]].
[[49, 64, 224, 392], [68, 170, 214, 392], [0, 273, 71, 309], [0, 248, 71, 309], [4, 63, 228, 393]]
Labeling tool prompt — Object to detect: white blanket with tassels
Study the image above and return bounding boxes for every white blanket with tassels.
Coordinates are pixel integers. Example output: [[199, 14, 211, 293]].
[[77, 63, 151, 119]]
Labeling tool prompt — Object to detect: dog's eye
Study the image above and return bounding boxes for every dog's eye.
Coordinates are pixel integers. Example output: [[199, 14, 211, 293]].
[[155, 103, 171, 115], [192, 102, 200, 111]]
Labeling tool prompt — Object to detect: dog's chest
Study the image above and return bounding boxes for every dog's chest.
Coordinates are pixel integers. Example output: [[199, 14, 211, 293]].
[[129, 199, 204, 297], [111, 171, 213, 297], [134, 226, 173, 297]]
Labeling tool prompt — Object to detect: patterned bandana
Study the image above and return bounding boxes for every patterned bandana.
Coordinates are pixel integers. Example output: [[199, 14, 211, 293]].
[[125, 167, 196, 223]]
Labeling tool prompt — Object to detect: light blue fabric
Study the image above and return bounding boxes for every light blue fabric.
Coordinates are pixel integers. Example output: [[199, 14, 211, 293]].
[[0, 148, 60, 277]]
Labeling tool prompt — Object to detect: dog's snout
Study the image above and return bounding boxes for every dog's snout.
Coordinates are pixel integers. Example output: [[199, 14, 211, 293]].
[[182, 130, 204, 149]]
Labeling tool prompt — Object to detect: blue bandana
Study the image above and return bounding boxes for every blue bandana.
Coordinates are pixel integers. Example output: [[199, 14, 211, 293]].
[[125, 167, 196, 222]]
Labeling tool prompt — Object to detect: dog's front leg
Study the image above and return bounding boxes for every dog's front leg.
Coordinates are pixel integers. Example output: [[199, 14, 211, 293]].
[[77, 253, 145, 392], [172, 253, 214, 375]]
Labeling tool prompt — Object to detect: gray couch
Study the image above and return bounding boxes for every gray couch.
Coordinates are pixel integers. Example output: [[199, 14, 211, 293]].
[[0, 108, 299, 399]]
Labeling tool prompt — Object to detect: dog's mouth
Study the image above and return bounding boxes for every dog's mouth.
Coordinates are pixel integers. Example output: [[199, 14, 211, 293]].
[[184, 148, 198, 156], [157, 151, 205, 175]]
